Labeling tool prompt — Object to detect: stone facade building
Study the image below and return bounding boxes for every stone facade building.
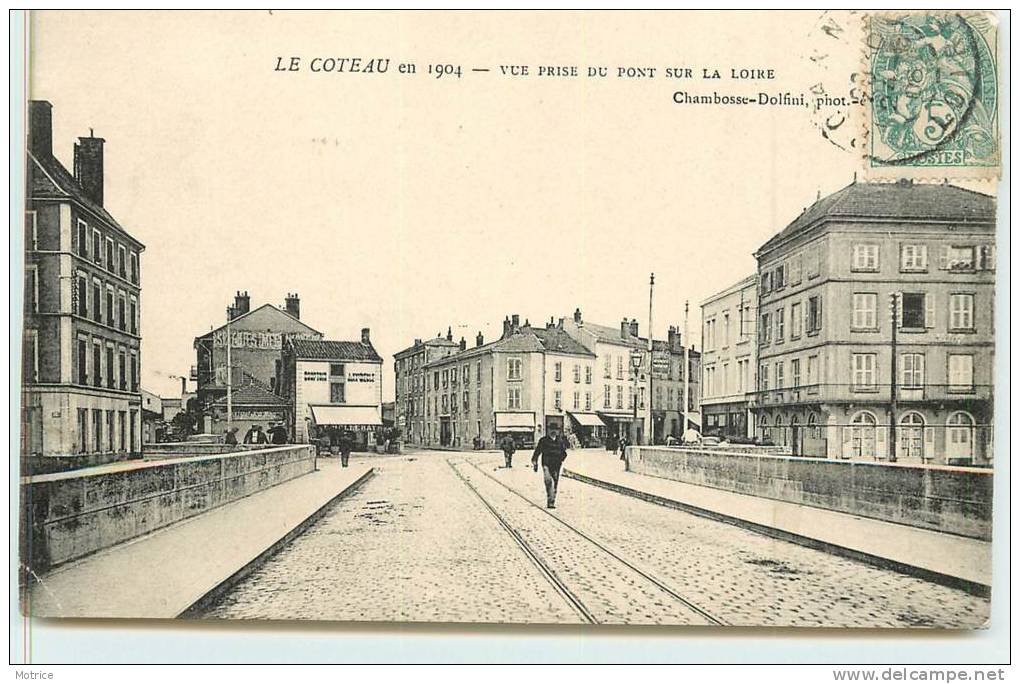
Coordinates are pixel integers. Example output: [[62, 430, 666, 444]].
[[22, 101, 144, 470], [700, 275, 757, 439], [393, 330, 459, 445], [750, 180, 995, 465]]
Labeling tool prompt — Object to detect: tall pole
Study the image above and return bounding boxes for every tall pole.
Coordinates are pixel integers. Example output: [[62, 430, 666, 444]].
[[226, 317, 233, 431], [683, 299, 690, 435], [889, 292, 898, 462], [647, 273, 654, 445]]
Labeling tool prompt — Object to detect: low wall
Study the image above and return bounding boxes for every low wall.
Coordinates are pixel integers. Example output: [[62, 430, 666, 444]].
[[20, 445, 316, 576], [627, 447, 993, 540], [141, 442, 274, 458]]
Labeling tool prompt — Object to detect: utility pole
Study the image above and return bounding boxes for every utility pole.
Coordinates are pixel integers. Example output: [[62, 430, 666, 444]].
[[683, 299, 690, 435], [888, 292, 898, 462], [647, 273, 655, 445], [226, 317, 233, 432]]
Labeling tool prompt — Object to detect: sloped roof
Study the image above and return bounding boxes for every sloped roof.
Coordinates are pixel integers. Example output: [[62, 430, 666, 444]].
[[528, 326, 596, 357], [212, 380, 288, 408], [577, 321, 645, 348], [28, 150, 144, 248], [757, 180, 996, 255], [290, 338, 383, 362], [201, 303, 322, 339]]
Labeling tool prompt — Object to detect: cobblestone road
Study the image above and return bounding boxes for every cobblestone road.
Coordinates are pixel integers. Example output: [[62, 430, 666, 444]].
[[203, 450, 989, 627]]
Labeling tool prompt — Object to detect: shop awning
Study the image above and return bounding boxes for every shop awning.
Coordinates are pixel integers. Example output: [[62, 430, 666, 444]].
[[568, 412, 605, 428], [598, 411, 634, 421], [494, 412, 535, 432], [310, 404, 382, 427], [685, 412, 702, 428]]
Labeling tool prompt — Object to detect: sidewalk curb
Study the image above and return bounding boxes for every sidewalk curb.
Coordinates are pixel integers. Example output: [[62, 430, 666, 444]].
[[563, 469, 990, 599], [177, 468, 375, 618]]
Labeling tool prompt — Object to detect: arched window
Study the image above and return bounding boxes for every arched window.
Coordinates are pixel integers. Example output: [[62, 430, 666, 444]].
[[806, 412, 819, 439], [774, 415, 785, 446], [947, 411, 975, 462], [845, 411, 877, 460], [898, 412, 925, 461], [758, 414, 769, 440]]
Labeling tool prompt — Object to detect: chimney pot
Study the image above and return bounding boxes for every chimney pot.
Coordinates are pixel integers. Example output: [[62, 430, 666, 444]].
[[459, 337, 466, 351], [621, 318, 630, 338], [476, 332, 484, 347], [573, 308, 582, 323], [446, 326, 453, 341], [28, 100, 53, 158], [284, 292, 300, 319], [361, 327, 371, 344], [233, 291, 251, 316], [629, 319, 639, 337]]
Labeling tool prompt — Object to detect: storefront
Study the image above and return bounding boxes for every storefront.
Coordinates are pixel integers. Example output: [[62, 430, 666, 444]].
[[495, 411, 536, 448], [567, 411, 605, 447], [308, 404, 383, 451]]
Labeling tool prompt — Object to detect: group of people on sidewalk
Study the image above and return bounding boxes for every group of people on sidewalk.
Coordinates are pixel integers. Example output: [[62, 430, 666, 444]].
[[223, 423, 290, 446]]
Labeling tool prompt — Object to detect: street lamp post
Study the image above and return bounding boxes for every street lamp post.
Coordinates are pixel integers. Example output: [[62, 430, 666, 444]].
[[630, 349, 644, 445], [647, 273, 654, 445]]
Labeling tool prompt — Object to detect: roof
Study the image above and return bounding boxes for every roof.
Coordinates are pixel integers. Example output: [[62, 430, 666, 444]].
[[757, 180, 996, 256], [28, 151, 144, 249], [201, 303, 322, 338], [212, 381, 288, 408], [579, 321, 645, 349], [394, 335, 460, 358], [290, 338, 383, 362], [700, 274, 758, 307], [528, 325, 596, 357]]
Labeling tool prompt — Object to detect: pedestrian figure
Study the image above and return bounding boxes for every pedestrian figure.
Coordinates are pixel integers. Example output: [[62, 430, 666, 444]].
[[339, 431, 353, 468], [267, 422, 288, 444], [618, 434, 629, 460], [224, 426, 239, 446], [532, 427, 569, 509], [243, 424, 269, 445], [499, 434, 516, 468]]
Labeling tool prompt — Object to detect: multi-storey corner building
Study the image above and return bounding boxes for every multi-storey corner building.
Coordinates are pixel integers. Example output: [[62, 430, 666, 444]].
[[23, 101, 145, 470], [421, 315, 595, 449], [393, 330, 459, 445], [700, 275, 757, 439], [280, 331, 384, 448], [561, 309, 700, 445], [750, 179, 995, 465]]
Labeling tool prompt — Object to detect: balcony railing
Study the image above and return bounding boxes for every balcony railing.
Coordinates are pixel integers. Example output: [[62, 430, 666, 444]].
[[747, 383, 992, 406]]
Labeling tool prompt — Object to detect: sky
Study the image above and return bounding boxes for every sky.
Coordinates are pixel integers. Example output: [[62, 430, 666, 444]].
[[28, 10, 922, 399]]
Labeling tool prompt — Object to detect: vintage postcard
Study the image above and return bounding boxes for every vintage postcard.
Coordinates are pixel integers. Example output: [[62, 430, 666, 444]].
[[17, 10, 1001, 631]]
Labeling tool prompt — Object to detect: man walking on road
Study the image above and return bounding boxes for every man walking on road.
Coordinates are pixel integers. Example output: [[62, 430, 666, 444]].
[[499, 434, 516, 468], [532, 427, 569, 509]]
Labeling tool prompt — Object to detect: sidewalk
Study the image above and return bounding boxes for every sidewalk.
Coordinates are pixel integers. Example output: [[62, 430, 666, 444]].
[[563, 449, 991, 591], [23, 462, 373, 619]]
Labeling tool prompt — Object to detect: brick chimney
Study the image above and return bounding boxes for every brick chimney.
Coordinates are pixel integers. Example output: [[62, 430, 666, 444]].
[[668, 326, 681, 352], [459, 337, 466, 351], [361, 327, 371, 344], [233, 291, 250, 317], [573, 307, 582, 324], [28, 100, 53, 158], [621, 318, 630, 339], [446, 326, 453, 341], [476, 331, 484, 347], [74, 131, 106, 206], [502, 317, 511, 338], [629, 319, 639, 337], [284, 292, 300, 319], [511, 314, 520, 333], [226, 305, 236, 321]]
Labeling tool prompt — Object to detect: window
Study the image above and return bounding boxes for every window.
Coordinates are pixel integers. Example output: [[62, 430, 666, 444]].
[[852, 244, 879, 271], [76, 220, 88, 256], [949, 294, 974, 331], [807, 296, 823, 333], [106, 410, 115, 451], [106, 345, 115, 389], [978, 245, 996, 271], [948, 354, 974, 392], [638, 388, 645, 409], [118, 295, 127, 331], [617, 356, 624, 380], [93, 341, 102, 387], [790, 302, 802, 338], [23, 330, 38, 383], [92, 230, 102, 264], [898, 412, 926, 461], [791, 358, 801, 387], [76, 274, 88, 317], [846, 411, 878, 460], [130, 409, 138, 452], [554, 362, 562, 382], [851, 353, 877, 390], [900, 244, 928, 271], [25, 267, 38, 313], [761, 271, 771, 294], [77, 408, 88, 453], [775, 307, 785, 341], [106, 288, 114, 327], [93, 281, 102, 322], [118, 246, 127, 277], [760, 313, 771, 344], [789, 254, 803, 285], [507, 357, 522, 380], [119, 350, 127, 390], [775, 361, 785, 389], [328, 380, 346, 403], [603, 356, 611, 378], [441, 395, 448, 413], [77, 338, 88, 384], [759, 363, 769, 391], [573, 392, 580, 410], [900, 292, 929, 329], [585, 365, 592, 384], [330, 363, 345, 376], [603, 385, 611, 409], [941, 246, 975, 271], [130, 252, 139, 283], [442, 369, 448, 388], [852, 293, 877, 330], [507, 387, 522, 409], [131, 353, 138, 392], [130, 298, 138, 334], [476, 362, 481, 382], [946, 412, 975, 461], [616, 385, 623, 409], [806, 245, 821, 278], [118, 411, 126, 452], [901, 353, 925, 388], [92, 408, 102, 451], [774, 264, 786, 289], [463, 391, 469, 410], [573, 364, 581, 383], [106, 238, 115, 272]]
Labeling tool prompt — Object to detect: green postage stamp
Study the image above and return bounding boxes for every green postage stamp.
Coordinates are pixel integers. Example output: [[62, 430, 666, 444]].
[[866, 11, 1000, 179]]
